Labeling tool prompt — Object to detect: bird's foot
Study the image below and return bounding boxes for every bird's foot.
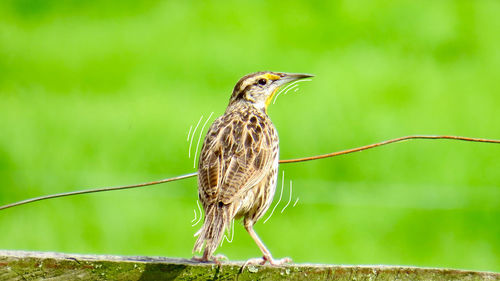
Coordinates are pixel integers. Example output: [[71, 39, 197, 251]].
[[191, 255, 209, 263], [268, 256, 292, 265], [191, 254, 228, 264], [242, 255, 292, 270], [213, 254, 229, 264]]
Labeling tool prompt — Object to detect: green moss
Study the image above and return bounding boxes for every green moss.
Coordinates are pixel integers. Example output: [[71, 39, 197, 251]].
[[1, 251, 498, 281]]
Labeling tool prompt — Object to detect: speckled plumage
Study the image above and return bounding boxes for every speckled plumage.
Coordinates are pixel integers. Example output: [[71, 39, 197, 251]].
[[193, 71, 312, 265]]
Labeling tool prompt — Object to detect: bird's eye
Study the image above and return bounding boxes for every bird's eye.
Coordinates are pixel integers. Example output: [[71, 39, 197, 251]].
[[257, 79, 267, 86]]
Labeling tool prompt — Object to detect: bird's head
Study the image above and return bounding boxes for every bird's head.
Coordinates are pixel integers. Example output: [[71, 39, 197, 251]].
[[228, 71, 313, 112]]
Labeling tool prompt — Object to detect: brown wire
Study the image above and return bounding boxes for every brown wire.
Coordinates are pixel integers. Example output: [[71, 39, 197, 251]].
[[0, 173, 198, 211], [0, 135, 498, 211], [279, 135, 500, 163]]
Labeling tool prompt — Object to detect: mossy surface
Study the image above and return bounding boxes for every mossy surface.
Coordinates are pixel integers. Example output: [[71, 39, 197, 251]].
[[1, 250, 498, 281]]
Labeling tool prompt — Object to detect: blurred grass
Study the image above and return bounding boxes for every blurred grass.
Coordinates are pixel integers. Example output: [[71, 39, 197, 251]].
[[0, 0, 499, 272]]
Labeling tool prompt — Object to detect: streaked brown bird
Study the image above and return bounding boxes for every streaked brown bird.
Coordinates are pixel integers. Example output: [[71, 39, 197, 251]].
[[193, 71, 313, 265]]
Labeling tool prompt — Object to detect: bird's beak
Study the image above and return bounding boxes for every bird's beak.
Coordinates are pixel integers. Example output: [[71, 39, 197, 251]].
[[276, 73, 314, 85], [265, 72, 314, 109]]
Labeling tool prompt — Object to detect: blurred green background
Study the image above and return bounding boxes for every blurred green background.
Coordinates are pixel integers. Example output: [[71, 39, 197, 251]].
[[1, 0, 499, 272]]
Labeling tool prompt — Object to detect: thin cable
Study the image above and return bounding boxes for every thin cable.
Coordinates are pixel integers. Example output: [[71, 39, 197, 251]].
[[0, 172, 197, 211], [0, 135, 498, 211], [279, 135, 500, 164]]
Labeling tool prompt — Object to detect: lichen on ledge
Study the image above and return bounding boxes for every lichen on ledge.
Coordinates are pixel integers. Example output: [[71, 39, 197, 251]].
[[0, 250, 498, 281]]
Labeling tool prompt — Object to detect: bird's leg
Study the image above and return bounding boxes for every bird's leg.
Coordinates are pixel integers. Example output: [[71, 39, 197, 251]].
[[243, 222, 291, 266]]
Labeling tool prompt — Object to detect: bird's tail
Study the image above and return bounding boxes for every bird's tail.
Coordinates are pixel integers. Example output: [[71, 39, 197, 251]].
[[193, 204, 231, 258]]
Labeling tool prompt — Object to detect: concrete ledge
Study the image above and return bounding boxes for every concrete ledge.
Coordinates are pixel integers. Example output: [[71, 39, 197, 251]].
[[0, 250, 498, 280]]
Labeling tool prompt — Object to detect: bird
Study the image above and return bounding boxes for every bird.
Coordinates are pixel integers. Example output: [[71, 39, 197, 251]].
[[193, 71, 313, 265]]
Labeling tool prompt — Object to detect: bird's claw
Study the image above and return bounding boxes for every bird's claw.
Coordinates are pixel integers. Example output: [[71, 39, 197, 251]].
[[191, 256, 209, 263], [266, 256, 292, 266], [191, 254, 228, 264], [241, 255, 292, 270], [213, 254, 228, 264]]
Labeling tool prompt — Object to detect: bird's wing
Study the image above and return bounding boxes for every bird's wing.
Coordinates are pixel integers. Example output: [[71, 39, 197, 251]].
[[197, 113, 276, 206], [198, 117, 225, 204]]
